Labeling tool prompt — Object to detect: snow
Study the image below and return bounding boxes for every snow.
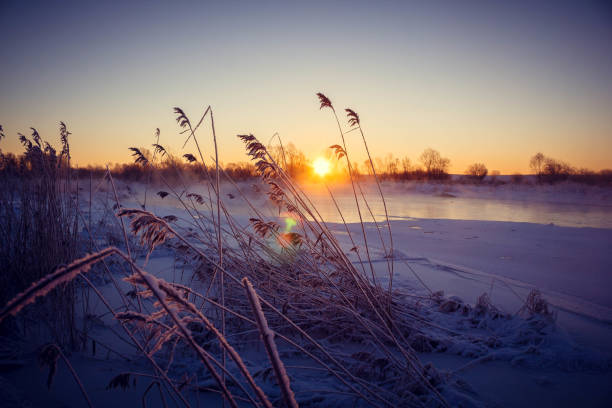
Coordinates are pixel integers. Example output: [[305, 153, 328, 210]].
[[2, 180, 611, 407], [343, 219, 612, 320]]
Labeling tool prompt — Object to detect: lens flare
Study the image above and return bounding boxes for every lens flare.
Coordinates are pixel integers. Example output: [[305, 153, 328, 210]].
[[284, 216, 297, 232], [312, 157, 331, 177]]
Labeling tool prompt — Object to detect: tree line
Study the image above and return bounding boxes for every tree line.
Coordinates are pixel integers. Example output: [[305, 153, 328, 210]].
[[1, 126, 610, 185]]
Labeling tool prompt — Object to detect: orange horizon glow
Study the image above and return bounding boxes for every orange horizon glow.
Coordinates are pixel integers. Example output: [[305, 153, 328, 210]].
[[0, 2, 611, 175]]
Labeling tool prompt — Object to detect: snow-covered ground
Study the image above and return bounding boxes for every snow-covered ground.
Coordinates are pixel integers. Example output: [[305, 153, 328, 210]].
[[342, 219, 612, 323], [327, 182, 612, 406], [335, 217, 612, 406], [2, 180, 611, 407]]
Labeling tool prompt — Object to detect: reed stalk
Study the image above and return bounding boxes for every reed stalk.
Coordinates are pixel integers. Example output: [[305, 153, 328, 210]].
[[243, 277, 298, 408]]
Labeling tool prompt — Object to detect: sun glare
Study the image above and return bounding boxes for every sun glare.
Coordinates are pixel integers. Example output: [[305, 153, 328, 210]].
[[312, 157, 331, 177]]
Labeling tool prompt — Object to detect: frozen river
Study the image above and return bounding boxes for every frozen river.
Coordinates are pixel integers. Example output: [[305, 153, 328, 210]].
[[302, 182, 612, 229]]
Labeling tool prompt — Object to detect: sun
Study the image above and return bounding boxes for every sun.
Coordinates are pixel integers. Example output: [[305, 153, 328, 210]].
[[312, 157, 331, 177]]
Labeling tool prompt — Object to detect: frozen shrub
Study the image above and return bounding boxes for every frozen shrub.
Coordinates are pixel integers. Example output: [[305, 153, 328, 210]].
[[440, 296, 464, 313], [520, 289, 553, 318]]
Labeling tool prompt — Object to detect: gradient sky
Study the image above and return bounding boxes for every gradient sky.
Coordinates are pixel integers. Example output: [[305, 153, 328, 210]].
[[1, 0, 611, 173]]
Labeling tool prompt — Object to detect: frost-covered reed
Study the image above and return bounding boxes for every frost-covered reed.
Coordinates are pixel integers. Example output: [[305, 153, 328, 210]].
[[2, 94, 558, 407]]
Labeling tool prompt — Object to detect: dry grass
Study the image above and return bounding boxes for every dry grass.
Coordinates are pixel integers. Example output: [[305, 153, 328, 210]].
[[0, 124, 81, 348], [244, 277, 297, 408], [2, 95, 551, 407]]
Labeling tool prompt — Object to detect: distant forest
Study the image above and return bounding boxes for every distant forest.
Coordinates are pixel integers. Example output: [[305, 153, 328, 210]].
[[1, 126, 611, 185]]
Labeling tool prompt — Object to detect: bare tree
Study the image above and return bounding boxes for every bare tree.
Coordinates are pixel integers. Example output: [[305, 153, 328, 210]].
[[352, 161, 361, 179], [362, 159, 373, 176], [419, 148, 450, 180], [530, 152, 574, 183], [383, 154, 400, 178], [530, 152, 545, 181], [400, 156, 411, 176], [465, 163, 488, 182], [375, 157, 385, 179], [269, 143, 308, 178], [543, 157, 573, 183]]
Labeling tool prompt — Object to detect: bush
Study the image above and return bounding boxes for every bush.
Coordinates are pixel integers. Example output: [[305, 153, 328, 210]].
[[465, 163, 488, 182], [530, 152, 573, 184]]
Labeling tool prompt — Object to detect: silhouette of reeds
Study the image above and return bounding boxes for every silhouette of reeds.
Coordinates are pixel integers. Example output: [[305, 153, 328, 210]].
[[0, 124, 80, 348], [0, 100, 462, 407]]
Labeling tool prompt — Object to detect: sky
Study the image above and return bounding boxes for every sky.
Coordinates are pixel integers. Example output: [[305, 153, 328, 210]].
[[1, 0, 611, 174]]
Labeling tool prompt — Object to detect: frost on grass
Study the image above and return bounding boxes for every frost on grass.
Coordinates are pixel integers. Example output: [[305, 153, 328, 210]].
[[1, 102, 610, 407]]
